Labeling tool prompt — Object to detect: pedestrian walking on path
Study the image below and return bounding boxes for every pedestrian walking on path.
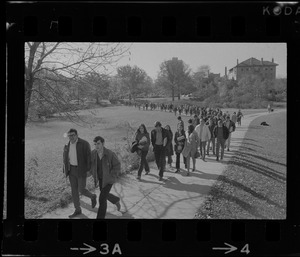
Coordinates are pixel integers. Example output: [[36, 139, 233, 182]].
[[63, 128, 97, 218], [195, 119, 211, 161], [90, 136, 121, 219], [207, 117, 216, 156], [151, 121, 168, 181], [213, 120, 229, 161], [237, 109, 243, 126], [174, 123, 186, 173], [134, 124, 150, 180], [224, 116, 236, 151], [182, 124, 199, 176], [177, 116, 184, 130], [164, 125, 174, 169], [231, 112, 237, 125]]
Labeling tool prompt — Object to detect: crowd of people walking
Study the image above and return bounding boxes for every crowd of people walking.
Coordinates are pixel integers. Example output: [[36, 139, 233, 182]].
[[62, 100, 244, 219], [130, 101, 244, 180]]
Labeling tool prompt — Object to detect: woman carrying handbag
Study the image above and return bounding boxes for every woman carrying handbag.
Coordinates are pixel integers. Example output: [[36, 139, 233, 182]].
[[134, 124, 150, 180], [182, 124, 199, 176]]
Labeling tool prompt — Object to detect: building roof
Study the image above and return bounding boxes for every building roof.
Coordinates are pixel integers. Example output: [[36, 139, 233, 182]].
[[234, 57, 278, 68]]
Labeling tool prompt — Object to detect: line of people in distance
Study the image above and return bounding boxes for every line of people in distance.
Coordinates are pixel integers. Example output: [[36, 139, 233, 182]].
[[132, 109, 243, 180]]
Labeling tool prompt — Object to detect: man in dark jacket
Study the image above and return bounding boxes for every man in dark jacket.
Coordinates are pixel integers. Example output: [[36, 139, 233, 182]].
[[63, 128, 96, 218], [151, 121, 168, 181], [213, 120, 229, 161], [90, 136, 121, 219]]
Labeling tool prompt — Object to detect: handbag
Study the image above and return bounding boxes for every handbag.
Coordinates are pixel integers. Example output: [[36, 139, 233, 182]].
[[195, 150, 200, 158], [130, 141, 139, 153]]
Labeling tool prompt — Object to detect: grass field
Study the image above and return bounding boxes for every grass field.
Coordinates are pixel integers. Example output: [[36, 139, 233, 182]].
[[195, 111, 286, 219], [22, 105, 285, 218]]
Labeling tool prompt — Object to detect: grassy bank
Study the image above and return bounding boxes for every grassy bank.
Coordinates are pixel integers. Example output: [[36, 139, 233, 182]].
[[23, 105, 284, 218], [24, 106, 199, 218], [195, 111, 286, 219]]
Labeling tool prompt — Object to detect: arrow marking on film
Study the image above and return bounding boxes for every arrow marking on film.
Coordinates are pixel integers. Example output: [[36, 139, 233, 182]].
[[71, 243, 97, 255], [212, 242, 237, 254]]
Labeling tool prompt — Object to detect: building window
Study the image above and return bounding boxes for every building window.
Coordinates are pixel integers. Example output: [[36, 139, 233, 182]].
[[270, 68, 273, 70], [265, 68, 268, 70], [241, 68, 244, 71]]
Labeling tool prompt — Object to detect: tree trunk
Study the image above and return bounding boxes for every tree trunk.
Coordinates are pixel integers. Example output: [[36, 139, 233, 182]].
[[172, 88, 175, 101], [177, 84, 181, 100], [25, 77, 34, 126]]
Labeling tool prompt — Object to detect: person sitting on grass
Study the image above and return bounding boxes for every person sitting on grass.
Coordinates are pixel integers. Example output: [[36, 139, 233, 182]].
[[134, 124, 150, 181]]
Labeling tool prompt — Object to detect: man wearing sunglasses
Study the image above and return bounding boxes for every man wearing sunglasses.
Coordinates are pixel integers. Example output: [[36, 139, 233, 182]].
[[63, 128, 97, 218]]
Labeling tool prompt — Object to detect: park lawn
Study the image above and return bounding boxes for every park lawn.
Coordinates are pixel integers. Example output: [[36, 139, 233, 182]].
[[23, 105, 283, 218], [24, 105, 203, 218], [195, 111, 286, 219]]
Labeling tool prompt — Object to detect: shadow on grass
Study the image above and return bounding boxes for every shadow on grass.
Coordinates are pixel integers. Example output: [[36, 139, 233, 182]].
[[203, 187, 268, 219], [26, 195, 49, 203], [228, 157, 286, 183], [217, 175, 285, 210], [238, 152, 286, 167]]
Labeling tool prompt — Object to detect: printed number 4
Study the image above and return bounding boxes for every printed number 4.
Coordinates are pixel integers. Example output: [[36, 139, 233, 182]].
[[241, 244, 250, 255]]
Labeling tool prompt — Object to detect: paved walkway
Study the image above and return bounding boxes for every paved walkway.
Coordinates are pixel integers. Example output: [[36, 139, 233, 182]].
[[41, 109, 286, 219]]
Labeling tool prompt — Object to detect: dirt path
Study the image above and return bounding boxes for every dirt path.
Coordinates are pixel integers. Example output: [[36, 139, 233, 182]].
[[41, 109, 286, 219]]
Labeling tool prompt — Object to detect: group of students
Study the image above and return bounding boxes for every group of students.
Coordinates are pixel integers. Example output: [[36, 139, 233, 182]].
[[132, 109, 242, 180]]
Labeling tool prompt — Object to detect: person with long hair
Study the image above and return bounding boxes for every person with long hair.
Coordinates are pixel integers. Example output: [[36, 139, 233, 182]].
[[164, 125, 174, 168], [182, 125, 199, 176], [134, 124, 150, 180], [174, 123, 186, 173]]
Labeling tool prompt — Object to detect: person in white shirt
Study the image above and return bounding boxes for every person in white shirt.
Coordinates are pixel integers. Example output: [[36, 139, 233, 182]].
[[195, 119, 211, 161], [63, 128, 96, 218]]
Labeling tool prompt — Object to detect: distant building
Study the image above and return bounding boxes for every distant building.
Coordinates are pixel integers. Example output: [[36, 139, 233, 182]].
[[226, 57, 278, 81]]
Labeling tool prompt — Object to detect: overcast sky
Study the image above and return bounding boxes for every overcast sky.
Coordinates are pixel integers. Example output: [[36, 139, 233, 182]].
[[116, 43, 286, 79]]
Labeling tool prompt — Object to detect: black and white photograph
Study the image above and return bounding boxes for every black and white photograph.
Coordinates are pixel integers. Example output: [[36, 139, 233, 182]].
[[18, 42, 286, 219]]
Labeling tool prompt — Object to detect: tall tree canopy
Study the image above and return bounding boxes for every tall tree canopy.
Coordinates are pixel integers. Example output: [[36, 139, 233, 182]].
[[116, 65, 150, 100], [157, 57, 192, 101]]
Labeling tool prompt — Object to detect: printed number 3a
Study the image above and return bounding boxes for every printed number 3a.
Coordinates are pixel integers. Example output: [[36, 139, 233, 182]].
[[241, 244, 250, 255]]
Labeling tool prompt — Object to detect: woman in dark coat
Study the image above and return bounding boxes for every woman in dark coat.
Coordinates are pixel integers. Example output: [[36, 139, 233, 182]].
[[164, 125, 174, 168], [134, 124, 150, 180], [174, 123, 186, 173]]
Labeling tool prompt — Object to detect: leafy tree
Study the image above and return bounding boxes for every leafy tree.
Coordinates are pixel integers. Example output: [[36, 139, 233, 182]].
[[117, 65, 149, 101], [80, 73, 110, 104], [157, 57, 192, 101]]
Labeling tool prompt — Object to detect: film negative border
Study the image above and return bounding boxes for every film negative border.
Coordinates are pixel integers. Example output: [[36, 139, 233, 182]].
[[5, 1, 300, 256]]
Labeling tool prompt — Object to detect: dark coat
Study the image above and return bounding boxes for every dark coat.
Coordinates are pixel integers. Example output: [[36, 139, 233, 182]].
[[135, 132, 150, 152], [90, 147, 121, 188], [151, 128, 168, 149], [213, 125, 230, 140], [174, 130, 186, 153], [63, 138, 91, 178], [165, 130, 174, 156]]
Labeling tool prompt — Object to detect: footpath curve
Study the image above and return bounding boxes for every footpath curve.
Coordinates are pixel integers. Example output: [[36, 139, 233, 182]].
[[41, 109, 286, 219]]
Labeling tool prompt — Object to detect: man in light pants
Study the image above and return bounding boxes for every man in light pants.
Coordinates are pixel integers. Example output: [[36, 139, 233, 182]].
[[195, 119, 211, 161]]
